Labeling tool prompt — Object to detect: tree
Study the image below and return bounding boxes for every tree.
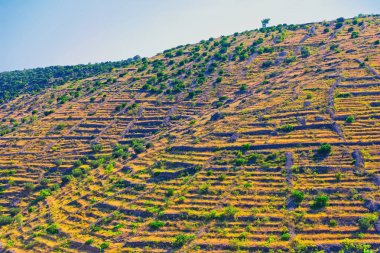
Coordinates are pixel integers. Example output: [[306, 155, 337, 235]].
[[346, 115, 355, 123], [311, 195, 329, 209], [292, 190, 304, 203], [317, 143, 332, 155], [261, 18, 270, 28]]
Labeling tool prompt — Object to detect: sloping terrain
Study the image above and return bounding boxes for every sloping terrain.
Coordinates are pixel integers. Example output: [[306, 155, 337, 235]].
[[0, 15, 379, 252]]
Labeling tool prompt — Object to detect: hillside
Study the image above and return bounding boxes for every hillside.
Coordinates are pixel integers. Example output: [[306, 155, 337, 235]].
[[0, 15, 380, 252]]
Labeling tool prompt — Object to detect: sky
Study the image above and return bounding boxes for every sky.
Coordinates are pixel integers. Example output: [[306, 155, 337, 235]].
[[0, 0, 379, 72]]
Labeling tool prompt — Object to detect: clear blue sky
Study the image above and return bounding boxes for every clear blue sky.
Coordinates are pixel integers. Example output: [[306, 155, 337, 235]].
[[1, 0, 378, 72]]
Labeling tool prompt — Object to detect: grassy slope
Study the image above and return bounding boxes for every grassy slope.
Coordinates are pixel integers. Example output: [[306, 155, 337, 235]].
[[0, 15, 379, 252]]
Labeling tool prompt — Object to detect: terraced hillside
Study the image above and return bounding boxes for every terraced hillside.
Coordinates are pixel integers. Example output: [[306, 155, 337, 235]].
[[0, 15, 379, 252]]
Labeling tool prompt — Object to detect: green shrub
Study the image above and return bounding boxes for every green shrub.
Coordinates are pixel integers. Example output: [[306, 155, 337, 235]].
[[292, 190, 304, 203], [240, 84, 247, 92], [234, 158, 247, 166], [91, 143, 103, 153], [112, 144, 130, 159], [220, 205, 239, 219], [61, 175, 74, 185], [173, 233, 195, 248], [166, 188, 174, 197], [301, 46, 310, 58], [335, 172, 342, 182], [346, 115, 355, 123], [335, 92, 352, 98], [247, 153, 263, 164], [133, 143, 146, 154], [0, 215, 13, 226], [317, 143, 332, 155], [358, 214, 377, 231], [218, 174, 226, 181], [38, 189, 51, 200], [281, 233, 291, 241], [85, 239, 94, 245], [241, 143, 251, 151], [279, 124, 294, 132], [198, 183, 210, 194], [261, 60, 274, 68], [311, 195, 329, 209], [46, 223, 59, 234], [351, 31, 359, 38], [329, 219, 338, 227], [131, 139, 147, 154], [72, 168, 84, 177], [40, 177, 50, 186], [177, 196, 186, 203], [149, 220, 165, 230], [99, 242, 110, 252]]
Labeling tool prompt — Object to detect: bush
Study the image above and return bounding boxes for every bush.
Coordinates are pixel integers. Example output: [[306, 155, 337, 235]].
[[46, 223, 59, 234], [99, 242, 110, 251], [40, 178, 49, 186], [72, 168, 84, 177], [54, 159, 64, 166], [329, 219, 338, 227], [198, 183, 210, 194], [335, 22, 343, 29], [317, 143, 332, 155], [131, 139, 146, 154], [133, 143, 146, 154], [346, 115, 355, 123], [166, 188, 174, 197], [335, 92, 352, 98], [281, 233, 291, 241], [301, 46, 310, 58], [38, 189, 51, 200], [149, 220, 165, 230], [358, 214, 377, 231], [261, 60, 274, 68], [173, 233, 195, 248], [220, 205, 239, 219], [218, 174, 226, 181], [24, 182, 35, 191], [0, 215, 13, 226], [61, 175, 74, 185], [247, 153, 263, 164], [240, 84, 247, 92], [85, 239, 94, 245], [91, 143, 103, 153], [241, 143, 251, 151], [112, 144, 130, 159], [335, 172, 342, 182], [177, 196, 186, 203], [279, 124, 294, 132], [351, 31, 359, 38], [234, 158, 247, 166], [311, 195, 329, 209], [292, 190, 304, 203]]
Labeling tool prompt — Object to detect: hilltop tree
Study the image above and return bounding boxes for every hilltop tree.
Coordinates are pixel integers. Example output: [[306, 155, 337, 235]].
[[261, 18, 270, 28]]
